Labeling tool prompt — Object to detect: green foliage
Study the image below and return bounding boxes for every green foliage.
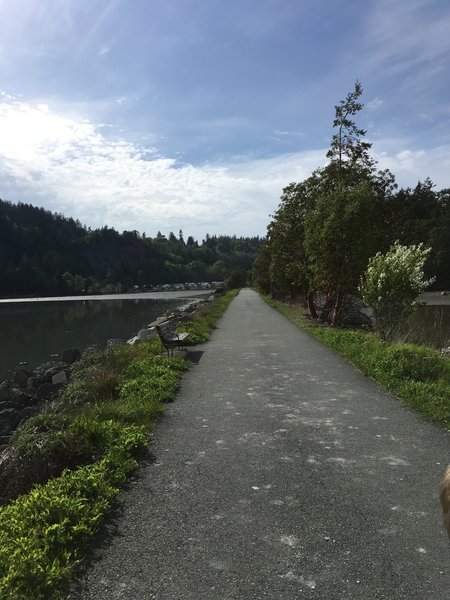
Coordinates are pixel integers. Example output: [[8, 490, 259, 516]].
[[253, 80, 450, 329], [0, 198, 262, 297], [326, 80, 374, 184], [264, 296, 450, 428], [266, 178, 318, 298], [0, 291, 238, 598], [359, 242, 434, 340], [225, 268, 247, 289], [0, 426, 146, 600], [374, 344, 446, 382], [304, 181, 379, 321]]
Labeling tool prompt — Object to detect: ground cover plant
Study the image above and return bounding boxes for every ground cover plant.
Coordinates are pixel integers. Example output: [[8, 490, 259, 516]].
[[0, 290, 238, 600], [263, 297, 450, 429]]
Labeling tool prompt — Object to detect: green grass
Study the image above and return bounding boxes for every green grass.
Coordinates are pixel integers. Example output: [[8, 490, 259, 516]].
[[0, 290, 238, 600], [263, 296, 450, 428]]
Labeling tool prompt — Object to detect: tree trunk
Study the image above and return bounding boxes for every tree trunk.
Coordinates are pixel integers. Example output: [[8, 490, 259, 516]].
[[307, 289, 318, 319], [331, 288, 344, 325]]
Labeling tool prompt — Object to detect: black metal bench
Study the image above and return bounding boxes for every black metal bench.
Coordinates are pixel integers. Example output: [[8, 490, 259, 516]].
[[155, 321, 190, 357]]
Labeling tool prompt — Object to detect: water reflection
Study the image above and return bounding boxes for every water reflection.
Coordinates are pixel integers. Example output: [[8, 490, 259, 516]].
[[402, 305, 450, 349], [0, 298, 190, 382]]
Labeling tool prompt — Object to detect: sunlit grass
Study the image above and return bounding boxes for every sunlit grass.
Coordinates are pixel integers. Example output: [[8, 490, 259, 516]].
[[264, 296, 450, 429], [0, 290, 238, 599]]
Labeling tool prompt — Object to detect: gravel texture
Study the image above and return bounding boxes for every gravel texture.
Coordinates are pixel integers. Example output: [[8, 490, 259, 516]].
[[72, 289, 450, 599]]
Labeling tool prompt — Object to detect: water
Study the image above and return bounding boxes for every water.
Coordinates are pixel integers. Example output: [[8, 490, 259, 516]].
[[0, 291, 209, 383], [400, 304, 450, 350]]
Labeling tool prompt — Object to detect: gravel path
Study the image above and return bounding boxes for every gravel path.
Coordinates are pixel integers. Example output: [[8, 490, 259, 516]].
[[73, 289, 450, 599]]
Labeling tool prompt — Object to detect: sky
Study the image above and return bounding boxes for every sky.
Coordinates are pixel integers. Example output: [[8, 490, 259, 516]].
[[0, 0, 449, 239]]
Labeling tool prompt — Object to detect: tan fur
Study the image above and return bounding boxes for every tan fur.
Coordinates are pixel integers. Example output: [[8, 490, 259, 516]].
[[440, 465, 450, 536]]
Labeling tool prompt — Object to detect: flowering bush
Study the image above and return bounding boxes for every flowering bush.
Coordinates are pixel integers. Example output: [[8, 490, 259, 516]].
[[359, 242, 434, 339]]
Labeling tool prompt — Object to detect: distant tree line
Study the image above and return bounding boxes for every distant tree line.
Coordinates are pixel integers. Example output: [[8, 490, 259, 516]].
[[0, 200, 262, 297], [253, 82, 450, 323]]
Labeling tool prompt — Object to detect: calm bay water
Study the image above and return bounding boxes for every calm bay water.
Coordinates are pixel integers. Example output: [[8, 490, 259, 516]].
[[0, 291, 209, 383], [400, 297, 450, 349]]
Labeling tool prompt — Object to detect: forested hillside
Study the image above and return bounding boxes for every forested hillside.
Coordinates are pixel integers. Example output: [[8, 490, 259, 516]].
[[0, 199, 261, 297]]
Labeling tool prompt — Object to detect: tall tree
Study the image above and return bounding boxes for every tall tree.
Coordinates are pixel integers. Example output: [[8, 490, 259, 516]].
[[326, 80, 374, 189], [304, 181, 378, 323]]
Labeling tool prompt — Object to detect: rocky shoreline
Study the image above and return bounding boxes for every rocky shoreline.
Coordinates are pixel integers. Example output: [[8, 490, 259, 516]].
[[0, 298, 208, 442]]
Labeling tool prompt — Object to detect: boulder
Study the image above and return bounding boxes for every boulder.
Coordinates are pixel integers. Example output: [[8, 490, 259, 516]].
[[43, 362, 67, 383], [13, 367, 32, 388], [337, 295, 374, 328], [0, 408, 21, 437], [0, 382, 12, 403], [0, 400, 25, 412], [137, 328, 155, 341], [61, 348, 81, 364], [0, 382, 29, 406], [52, 371, 69, 386], [26, 375, 46, 390], [36, 382, 58, 399]]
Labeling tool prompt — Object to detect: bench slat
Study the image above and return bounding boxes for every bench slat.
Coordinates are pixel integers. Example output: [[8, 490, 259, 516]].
[[156, 322, 190, 356]]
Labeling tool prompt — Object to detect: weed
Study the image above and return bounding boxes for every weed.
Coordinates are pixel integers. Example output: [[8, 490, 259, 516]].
[[0, 290, 238, 598]]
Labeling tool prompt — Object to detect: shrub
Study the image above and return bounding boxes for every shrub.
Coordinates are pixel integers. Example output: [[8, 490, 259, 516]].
[[359, 242, 434, 340]]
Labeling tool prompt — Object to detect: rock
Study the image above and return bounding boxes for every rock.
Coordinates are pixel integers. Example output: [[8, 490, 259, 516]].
[[13, 368, 32, 388], [82, 345, 98, 356], [0, 408, 21, 437], [0, 382, 29, 406], [26, 375, 46, 390], [0, 381, 15, 402], [52, 371, 69, 385], [441, 346, 450, 357], [137, 328, 155, 341], [337, 295, 374, 328], [127, 336, 140, 345], [19, 405, 39, 422], [106, 339, 125, 348], [61, 348, 81, 364], [36, 382, 58, 399], [43, 362, 67, 383], [0, 382, 12, 403], [0, 400, 24, 412]]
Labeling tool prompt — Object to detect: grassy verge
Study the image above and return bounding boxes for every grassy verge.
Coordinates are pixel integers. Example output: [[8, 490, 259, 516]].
[[263, 296, 450, 429], [177, 289, 239, 343], [0, 290, 238, 600]]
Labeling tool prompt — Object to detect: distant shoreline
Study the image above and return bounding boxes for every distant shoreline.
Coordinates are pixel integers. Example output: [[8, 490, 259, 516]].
[[0, 290, 210, 304]]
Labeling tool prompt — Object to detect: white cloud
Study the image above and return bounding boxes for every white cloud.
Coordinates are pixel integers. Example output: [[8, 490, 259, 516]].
[[366, 97, 383, 111], [376, 143, 450, 188], [0, 99, 449, 241], [98, 45, 112, 57], [0, 98, 323, 237]]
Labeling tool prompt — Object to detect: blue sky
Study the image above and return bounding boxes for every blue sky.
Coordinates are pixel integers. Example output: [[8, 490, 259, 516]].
[[0, 0, 449, 238]]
